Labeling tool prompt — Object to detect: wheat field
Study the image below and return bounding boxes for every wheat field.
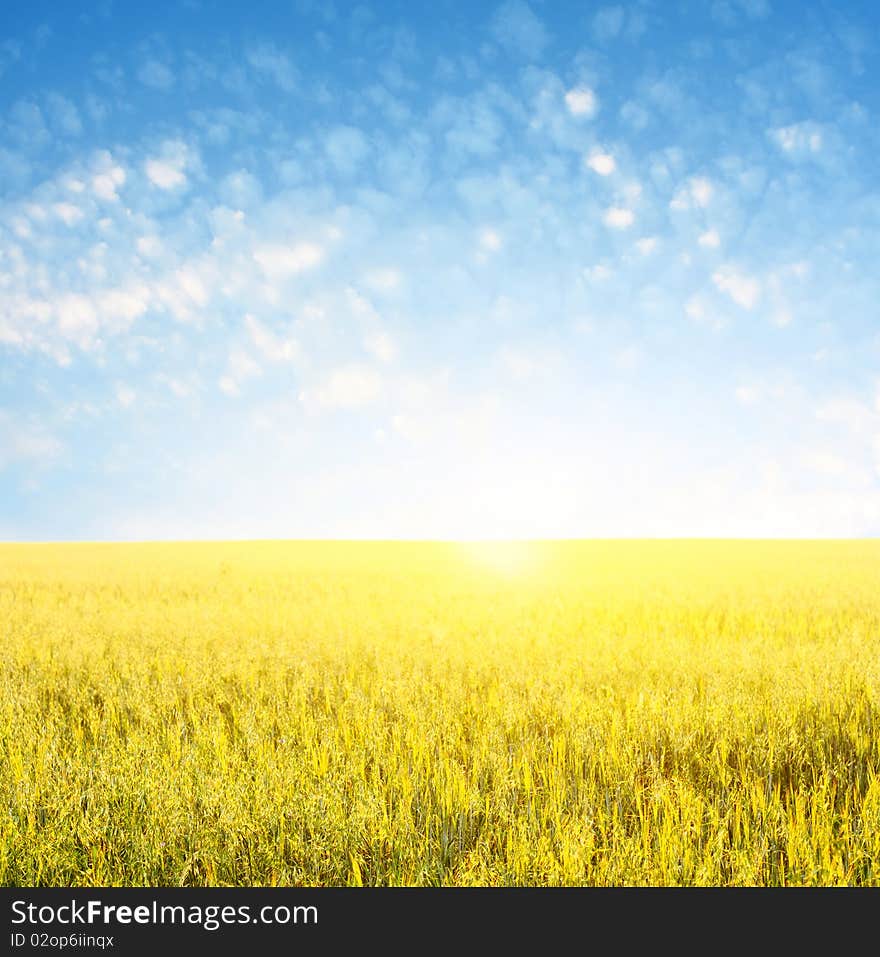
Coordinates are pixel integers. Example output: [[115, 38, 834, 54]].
[[2, 540, 879, 886]]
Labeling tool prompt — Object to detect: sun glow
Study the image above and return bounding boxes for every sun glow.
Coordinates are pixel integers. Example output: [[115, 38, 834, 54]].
[[457, 540, 544, 578]]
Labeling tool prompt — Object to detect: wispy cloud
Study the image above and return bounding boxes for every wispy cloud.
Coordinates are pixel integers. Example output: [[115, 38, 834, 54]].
[[138, 59, 175, 90], [489, 1, 549, 60], [1, 0, 879, 537]]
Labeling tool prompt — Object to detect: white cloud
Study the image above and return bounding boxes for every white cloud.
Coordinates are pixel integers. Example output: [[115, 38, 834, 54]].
[[586, 150, 615, 175], [692, 178, 714, 207], [219, 348, 262, 397], [698, 229, 721, 248], [137, 235, 163, 257], [145, 158, 186, 189], [670, 176, 714, 210], [498, 345, 561, 382], [364, 330, 397, 363], [769, 121, 824, 156], [390, 413, 417, 443], [175, 266, 208, 307], [56, 294, 98, 344], [229, 349, 261, 379], [816, 397, 873, 434], [345, 287, 381, 324], [499, 345, 540, 381], [364, 268, 402, 293], [246, 43, 298, 92], [772, 308, 793, 328], [802, 451, 849, 478], [138, 60, 175, 91], [245, 314, 299, 362], [635, 236, 658, 255], [144, 141, 192, 190], [0, 296, 51, 349], [584, 263, 613, 282], [253, 242, 324, 278], [155, 264, 211, 322], [304, 364, 383, 410], [160, 376, 195, 399], [219, 169, 263, 207], [480, 228, 503, 251], [115, 383, 136, 408], [735, 385, 761, 404], [24, 203, 48, 223], [603, 206, 634, 229], [0, 412, 63, 471], [388, 383, 500, 454], [52, 203, 84, 226], [565, 86, 598, 117], [712, 267, 760, 309], [96, 285, 151, 326], [490, 1, 549, 60], [11, 216, 32, 239], [685, 296, 710, 323], [93, 165, 126, 201]]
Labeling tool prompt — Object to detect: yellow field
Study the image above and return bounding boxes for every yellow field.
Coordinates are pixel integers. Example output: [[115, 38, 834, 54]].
[[2, 540, 879, 886]]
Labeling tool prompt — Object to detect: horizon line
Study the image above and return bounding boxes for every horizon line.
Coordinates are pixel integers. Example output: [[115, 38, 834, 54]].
[[2, 536, 878, 546]]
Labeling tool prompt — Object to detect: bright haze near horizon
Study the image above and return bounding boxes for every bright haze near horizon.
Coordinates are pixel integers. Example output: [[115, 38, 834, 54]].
[[1, 0, 879, 541]]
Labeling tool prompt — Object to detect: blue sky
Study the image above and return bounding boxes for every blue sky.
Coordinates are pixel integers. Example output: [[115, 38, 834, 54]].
[[1, 0, 879, 540]]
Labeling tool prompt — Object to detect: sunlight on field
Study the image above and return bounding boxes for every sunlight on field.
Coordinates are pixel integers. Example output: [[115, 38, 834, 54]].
[[1, 540, 879, 886], [457, 540, 545, 578]]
